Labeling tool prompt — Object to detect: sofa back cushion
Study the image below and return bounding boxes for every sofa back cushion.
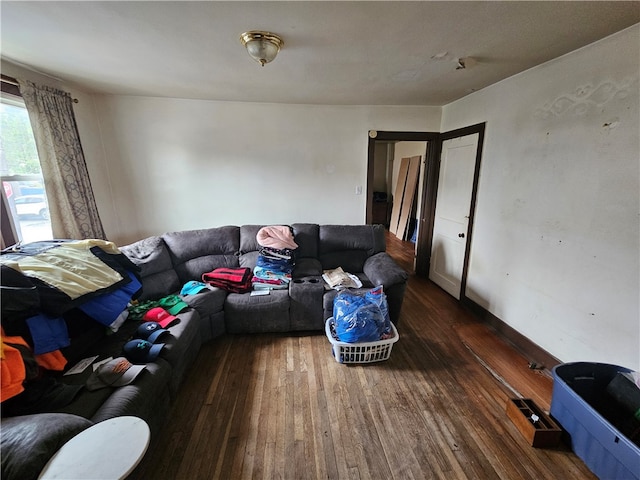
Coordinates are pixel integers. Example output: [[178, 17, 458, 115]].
[[292, 223, 319, 259], [119, 236, 180, 300], [238, 224, 263, 269], [162, 226, 240, 283], [239, 225, 264, 253], [318, 224, 386, 272]]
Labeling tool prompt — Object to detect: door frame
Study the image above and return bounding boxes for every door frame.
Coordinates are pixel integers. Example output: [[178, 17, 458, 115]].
[[366, 130, 439, 229]]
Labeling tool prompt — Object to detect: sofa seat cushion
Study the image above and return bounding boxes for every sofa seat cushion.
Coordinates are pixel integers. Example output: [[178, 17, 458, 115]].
[[48, 307, 193, 421], [224, 290, 290, 334], [156, 309, 202, 397], [55, 357, 172, 427], [182, 288, 226, 318], [1, 413, 93, 480]]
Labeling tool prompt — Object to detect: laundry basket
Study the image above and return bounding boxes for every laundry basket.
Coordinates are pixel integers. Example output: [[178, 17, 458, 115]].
[[325, 317, 399, 364]]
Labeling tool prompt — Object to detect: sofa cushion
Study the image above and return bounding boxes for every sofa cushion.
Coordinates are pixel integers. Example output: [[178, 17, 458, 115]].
[[363, 252, 409, 287], [224, 290, 290, 334], [182, 288, 226, 318], [156, 309, 202, 397], [87, 358, 172, 437], [320, 250, 370, 273], [239, 224, 265, 253], [292, 258, 322, 278], [44, 315, 175, 422], [239, 224, 264, 271], [1, 413, 93, 480], [163, 226, 240, 282], [318, 224, 386, 272], [239, 250, 259, 270], [181, 290, 227, 340], [119, 236, 180, 301], [292, 223, 319, 259], [56, 357, 172, 423]]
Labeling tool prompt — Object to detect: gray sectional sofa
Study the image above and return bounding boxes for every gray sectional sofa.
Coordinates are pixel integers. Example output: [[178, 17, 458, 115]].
[[1, 224, 408, 480], [124, 223, 408, 335]]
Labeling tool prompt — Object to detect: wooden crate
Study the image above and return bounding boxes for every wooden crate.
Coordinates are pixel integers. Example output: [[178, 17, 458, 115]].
[[506, 398, 562, 448]]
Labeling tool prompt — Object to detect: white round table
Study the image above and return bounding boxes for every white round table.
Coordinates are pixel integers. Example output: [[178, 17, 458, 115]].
[[38, 416, 150, 480]]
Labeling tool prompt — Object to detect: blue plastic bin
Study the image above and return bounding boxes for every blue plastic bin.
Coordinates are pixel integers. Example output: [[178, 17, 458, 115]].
[[551, 362, 640, 480]]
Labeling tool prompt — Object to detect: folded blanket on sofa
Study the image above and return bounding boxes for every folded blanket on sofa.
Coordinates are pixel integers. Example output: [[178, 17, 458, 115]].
[[251, 276, 289, 291], [252, 266, 292, 284], [256, 255, 294, 274], [202, 267, 253, 293], [259, 246, 295, 261], [256, 226, 298, 250]]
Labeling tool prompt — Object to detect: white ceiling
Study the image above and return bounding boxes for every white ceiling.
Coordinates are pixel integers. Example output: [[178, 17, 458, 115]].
[[2, 1, 639, 106]]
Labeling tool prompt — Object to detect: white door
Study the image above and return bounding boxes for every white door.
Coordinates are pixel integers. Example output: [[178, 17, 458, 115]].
[[429, 134, 479, 299]]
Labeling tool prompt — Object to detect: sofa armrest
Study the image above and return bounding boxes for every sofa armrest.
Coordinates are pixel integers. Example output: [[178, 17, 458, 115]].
[[1, 413, 93, 480], [363, 252, 408, 288]]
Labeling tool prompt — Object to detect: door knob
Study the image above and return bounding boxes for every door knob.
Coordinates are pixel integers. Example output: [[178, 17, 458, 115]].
[[458, 233, 465, 238]]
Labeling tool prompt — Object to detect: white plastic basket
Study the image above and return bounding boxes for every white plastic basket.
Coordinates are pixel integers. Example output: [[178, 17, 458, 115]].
[[325, 317, 399, 364]]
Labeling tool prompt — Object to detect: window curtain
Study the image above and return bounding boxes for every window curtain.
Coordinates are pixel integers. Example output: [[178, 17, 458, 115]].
[[17, 80, 106, 240]]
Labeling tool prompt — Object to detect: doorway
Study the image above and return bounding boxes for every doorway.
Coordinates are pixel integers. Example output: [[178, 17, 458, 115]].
[[366, 124, 485, 301], [366, 131, 437, 272]]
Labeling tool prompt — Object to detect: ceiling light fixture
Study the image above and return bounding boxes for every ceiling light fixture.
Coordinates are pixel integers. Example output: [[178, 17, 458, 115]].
[[240, 31, 284, 67]]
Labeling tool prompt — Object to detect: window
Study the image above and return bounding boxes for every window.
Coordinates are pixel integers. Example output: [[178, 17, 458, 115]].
[[1, 92, 52, 247]]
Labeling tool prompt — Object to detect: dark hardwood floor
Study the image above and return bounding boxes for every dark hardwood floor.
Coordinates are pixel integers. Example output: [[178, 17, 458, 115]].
[[130, 233, 594, 479]]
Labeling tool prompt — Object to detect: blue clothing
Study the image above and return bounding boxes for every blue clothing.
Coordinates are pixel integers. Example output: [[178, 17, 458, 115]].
[[79, 271, 142, 326], [26, 313, 70, 355], [253, 265, 292, 283], [256, 255, 293, 274]]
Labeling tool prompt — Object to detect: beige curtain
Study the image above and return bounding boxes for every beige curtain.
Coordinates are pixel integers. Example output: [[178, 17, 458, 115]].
[[18, 80, 106, 240]]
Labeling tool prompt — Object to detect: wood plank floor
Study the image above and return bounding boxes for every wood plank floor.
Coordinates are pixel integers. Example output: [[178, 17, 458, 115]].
[[129, 233, 594, 480], [454, 323, 554, 412]]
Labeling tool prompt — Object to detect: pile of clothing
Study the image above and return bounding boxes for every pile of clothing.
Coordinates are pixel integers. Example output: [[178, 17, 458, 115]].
[[252, 226, 298, 291]]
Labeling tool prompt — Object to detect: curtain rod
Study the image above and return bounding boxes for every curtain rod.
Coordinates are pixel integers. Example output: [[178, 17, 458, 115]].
[[1, 74, 79, 103]]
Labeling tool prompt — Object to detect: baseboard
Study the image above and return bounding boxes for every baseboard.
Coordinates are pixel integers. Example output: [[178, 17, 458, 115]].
[[461, 297, 561, 373]]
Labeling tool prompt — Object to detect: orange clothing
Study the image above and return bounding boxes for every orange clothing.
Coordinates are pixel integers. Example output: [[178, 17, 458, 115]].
[[1, 334, 29, 402], [35, 349, 67, 371]]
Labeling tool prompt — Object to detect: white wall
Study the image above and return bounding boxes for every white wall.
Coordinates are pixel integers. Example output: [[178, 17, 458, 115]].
[[92, 97, 441, 244], [441, 25, 640, 370], [0, 60, 441, 245]]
